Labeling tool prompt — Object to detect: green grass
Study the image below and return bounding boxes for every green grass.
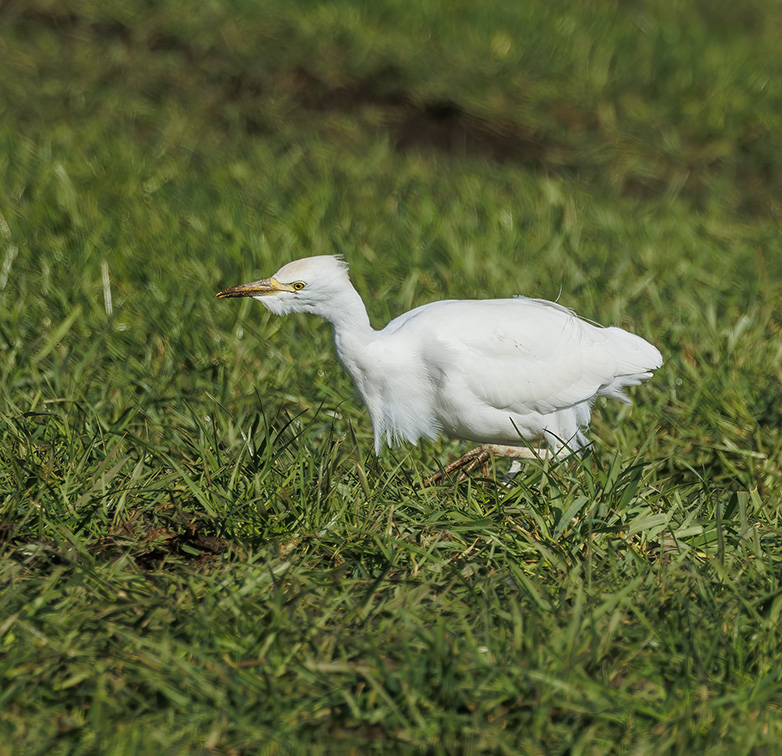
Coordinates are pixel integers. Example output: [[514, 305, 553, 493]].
[[1, 0, 782, 753]]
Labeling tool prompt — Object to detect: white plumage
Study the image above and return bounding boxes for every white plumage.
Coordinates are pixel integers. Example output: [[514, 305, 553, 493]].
[[217, 255, 662, 474]]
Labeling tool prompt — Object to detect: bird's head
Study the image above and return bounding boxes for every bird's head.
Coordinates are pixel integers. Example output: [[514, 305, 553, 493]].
[[216, 255, 352, 317]]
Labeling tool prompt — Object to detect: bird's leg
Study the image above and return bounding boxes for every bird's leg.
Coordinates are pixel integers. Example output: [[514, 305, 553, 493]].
[[423, 444, 550, 486], [486, 444, 552, 461]]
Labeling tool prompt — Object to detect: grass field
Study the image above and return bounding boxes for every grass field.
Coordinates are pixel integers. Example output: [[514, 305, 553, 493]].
[[2, 0, 782, 753]]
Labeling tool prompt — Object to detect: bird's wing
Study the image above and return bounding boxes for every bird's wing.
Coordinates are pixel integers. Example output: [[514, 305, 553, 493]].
[[389, 299, 658, 416]]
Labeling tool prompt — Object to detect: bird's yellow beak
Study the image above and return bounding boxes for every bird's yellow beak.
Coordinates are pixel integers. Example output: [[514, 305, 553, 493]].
[[216, 277, 288, 299]]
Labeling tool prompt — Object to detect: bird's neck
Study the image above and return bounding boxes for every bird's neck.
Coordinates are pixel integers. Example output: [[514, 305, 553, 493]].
[[320, 284, 373, 337], [325, 286, 377, 384]]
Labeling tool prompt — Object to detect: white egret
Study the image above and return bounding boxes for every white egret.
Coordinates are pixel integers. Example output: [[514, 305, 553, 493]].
[[217, 256, 662, 481]]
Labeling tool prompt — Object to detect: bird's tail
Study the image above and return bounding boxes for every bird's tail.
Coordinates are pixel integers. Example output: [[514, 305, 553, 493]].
[[599, 328, 663, 403]]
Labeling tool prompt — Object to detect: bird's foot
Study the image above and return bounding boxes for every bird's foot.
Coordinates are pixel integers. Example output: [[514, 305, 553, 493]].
[[423, 444, 550, 486], [423, 446, 492, 486]]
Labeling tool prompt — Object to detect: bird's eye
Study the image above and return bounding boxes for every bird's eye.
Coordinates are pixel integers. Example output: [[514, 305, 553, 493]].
[[292, 281, 306, 291]]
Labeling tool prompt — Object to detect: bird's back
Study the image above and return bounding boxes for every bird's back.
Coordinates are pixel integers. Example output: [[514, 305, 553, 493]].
[[366, 296, 661, 451]]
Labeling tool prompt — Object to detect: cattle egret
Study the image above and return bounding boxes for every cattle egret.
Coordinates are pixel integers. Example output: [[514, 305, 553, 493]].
[[217, 256, 662, 482]]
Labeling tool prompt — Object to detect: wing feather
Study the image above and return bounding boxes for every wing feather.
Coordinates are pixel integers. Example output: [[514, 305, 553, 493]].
[[385, 298, 658, 416]]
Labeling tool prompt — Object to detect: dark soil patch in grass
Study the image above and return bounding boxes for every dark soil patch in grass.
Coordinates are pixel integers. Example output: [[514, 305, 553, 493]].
[[0, 5, 630, 188], [92, 524, 233, 569], [1, 516, 233, 569], [286, 68, 551, 168]]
